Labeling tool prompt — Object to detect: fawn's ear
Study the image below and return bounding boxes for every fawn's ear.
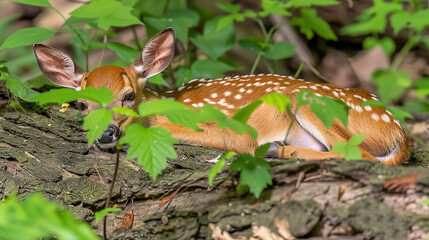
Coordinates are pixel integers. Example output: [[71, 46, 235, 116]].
[[132, 28, 175, 87], [33, 44, 85, 90]]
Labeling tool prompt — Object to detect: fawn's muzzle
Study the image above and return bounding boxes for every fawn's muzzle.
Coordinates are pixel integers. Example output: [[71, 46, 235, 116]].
[[98, 124, 121, 145]]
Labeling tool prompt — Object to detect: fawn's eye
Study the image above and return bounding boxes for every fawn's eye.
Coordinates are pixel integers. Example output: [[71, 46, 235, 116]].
[[124, 92, 135, 101], [76, 102, 87, 111]]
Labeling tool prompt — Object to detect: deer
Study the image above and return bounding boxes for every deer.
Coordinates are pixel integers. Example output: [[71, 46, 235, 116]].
[[33, 28, 410, 166]]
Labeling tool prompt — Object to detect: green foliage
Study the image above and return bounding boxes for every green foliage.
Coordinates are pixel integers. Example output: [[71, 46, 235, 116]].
[[69, 0, 143, 30], [138, 99, 258, 138], [0, 193, 98, 240], [6, 0, 52, 8], [217, 3, 257, 30], [190, 60, 235, 79], [414, 78, 429, 99], [94, 208, 122, 223], [0, 75, 39, 101], [363, 37, 395, 56], [259, 0, 291, 17], [285, 0, 340, 8], [341, 0, 402, 36], [105, 42, 140, 64], [0, 27, 56, 50], [82, 109, 113, 147], [112, 107, 139, 117], [119, 125, 178, 179], [290, 8, 337, 40], [263, 41, 295, 60], [144, 9, 199, 42], [32, 86, 114, 108], [230, 154, 272, 198], [239, 38, 295, 60], [233, 93, 291, 123], [147, 73, 169, 87], [405, 101, 429, 114], [208, 151, 236, 186], [332, 135, 365, 161], [190, 17, 235, 60], [372, 69, 411, 103], [296, 90, 349, 128]]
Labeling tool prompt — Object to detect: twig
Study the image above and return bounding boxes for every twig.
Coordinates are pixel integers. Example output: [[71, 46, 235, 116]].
[[304, 61, 330, 83], [279, 169, 306, 202], [103, 148, 121, 240], [158, 174, 208, 211], [93, 164, 105, 184]]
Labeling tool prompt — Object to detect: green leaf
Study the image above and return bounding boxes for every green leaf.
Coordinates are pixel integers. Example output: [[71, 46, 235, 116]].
[[94, 208, 122, 223], [138, 100, 258, 138], [405, 101, 429, 113], [0, 193, 98, 240], [285, 0, 340, 8], [217, 3, 240, 13], [216, 3, 253, 31], [233, 93, 291, 123], [414, 77, 429, 99], [82, 109, 113, 146], [372, 69, 411, 103], [190, 17, 235, 60], [147, 73, 169, 87], [363, 37, 395, 56], [208, 151, 236, 186], [112, 107, 139, 117], [0, 75, 39, 102], [341, 0, 402, 36], [0, 27, 56, 50], [32, 86, 115, 108], [176, 67, 194, 87], [239, 38, 264, 54], [70, 0, 143, 30], [190, 60, 235, 79], [254, 143, 271, 157], [0, 64, 9, 75], [230, 154, 272, 198], [144, 9, 199, 42], [120, 125, 178, 179], [332, 135, 364, 161], [348, 134, 365, 146], [390, 11, 411, 34], [138, 99, 200, 130], [259, 0, 291, 17], [264, 41, 295, 60], [296, 90, 349, 128], [105, 42, 139, 64], [23, 75, 55, 89], [422, 199, 429, 206], [407, 9, 429, 32], [7, 0, 52, 8], [290, 8, 337, 41]]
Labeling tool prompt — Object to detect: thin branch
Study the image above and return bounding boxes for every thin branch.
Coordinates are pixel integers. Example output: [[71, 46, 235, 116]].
[[304, 61, 330, 83], [103, 148, 121, 240]]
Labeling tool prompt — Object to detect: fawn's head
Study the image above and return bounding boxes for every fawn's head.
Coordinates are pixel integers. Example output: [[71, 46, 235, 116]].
[[33, 28, 175, 150]]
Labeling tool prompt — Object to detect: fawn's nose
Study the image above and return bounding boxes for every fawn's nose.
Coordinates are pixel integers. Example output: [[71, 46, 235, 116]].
[[98, 125, 120, 144]]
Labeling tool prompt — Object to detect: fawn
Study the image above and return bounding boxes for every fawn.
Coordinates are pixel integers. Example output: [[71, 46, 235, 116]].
[[33, 28, 410, 166]]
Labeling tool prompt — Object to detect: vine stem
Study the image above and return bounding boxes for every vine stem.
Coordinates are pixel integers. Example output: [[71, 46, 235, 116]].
[[391, 35, 418, 71], [103, 147, 121, 240]]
